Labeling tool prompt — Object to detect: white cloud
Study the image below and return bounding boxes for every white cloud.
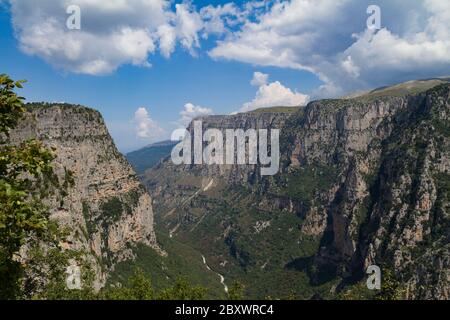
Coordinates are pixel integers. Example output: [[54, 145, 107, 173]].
[[210, 0, 450, 96], [341, 55, 360, 78], [134, 107, 164, 139], [241, 72, 309, 112], [342, 27, 450, 79], [174, 3, 203, 55], [8, 0, 239, 75], [8, 0, 450, 94], [200, 3, 243, 36], [209, 0, 350, 71], [177, 102, 214, 127], [250, 71, 269, 86], [10, 0, 172, 75], [157, 24, 177, 58]]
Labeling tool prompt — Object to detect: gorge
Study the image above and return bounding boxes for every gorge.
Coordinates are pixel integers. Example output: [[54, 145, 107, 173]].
[[8, 78, 450, 300]]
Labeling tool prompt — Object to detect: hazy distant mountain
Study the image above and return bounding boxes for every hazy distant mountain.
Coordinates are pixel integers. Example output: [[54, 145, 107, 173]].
[[126, 140, 178, 175]]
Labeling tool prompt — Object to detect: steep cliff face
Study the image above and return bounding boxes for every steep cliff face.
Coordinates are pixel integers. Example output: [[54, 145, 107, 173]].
[[143, 81, 449, 299], [10, 103, 161, 288], [284, 88, 450, 299], [149, 111, 291, 193], [354, 86, 450, 299]]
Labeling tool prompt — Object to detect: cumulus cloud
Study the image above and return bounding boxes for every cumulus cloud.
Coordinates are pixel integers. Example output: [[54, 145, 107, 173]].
[[8, 0, 240, 75], [250, 71, 269, 86], [240, 72, 309, 112], [9, 0, 171, 75], [7, 0, 450, 95], [210, 0, 450, 96], [134, 107, 165, 140], [177, 102, 214, 127], [209, 0, 350, 71], [341, 55, 360, 78]]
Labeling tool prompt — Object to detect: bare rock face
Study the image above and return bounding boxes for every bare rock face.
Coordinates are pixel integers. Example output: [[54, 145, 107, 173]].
[[285, 87, 450, 299], [10, 103, 161, 289], [144, 83, 450, 299], [171, 111, 291, 182]]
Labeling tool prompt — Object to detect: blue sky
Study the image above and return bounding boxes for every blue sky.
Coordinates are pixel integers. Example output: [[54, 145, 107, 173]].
[[1, 1, 449, 152]]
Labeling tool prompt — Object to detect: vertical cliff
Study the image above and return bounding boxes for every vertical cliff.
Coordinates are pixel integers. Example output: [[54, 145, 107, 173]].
[[9, 103, 161, 288]]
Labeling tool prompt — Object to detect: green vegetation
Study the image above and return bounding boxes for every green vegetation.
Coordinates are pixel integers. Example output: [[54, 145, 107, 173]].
[[433, 119, 450, 137], [0, 75, 58, 299], [227, 281, 245, 300], [98, 187, 144, 224], [429, 172, 450, 242], [109, 230, 226, 298], [122, 186, 143, 215], [2, 73, 447, 300], [278, 165, 338, 203], [156, 277, 206, 300], [102, 268, 206, 300], [100, 197, 124, 222], [374, 268, 405, 300], [149, 182, 336, 299], [0, 74, 92, 299], [82, 201, 95, 235], [28, 240, 97, 300], [337, 267, 405, 300], [0, 74, 223, 301], [355, 78, 450, 99], [103, 268, 154, 300]]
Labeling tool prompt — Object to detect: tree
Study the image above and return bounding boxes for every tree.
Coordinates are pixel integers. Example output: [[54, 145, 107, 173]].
[[103, 268, 154, 300], [374, 268, 405, 300], [337, 281, 375, 300], [337, 267, 405, 300], [0, 74, 60, 299], [228, 281, 245, 300], [156, 277, 206, 300], [27, 238, 97, 300]]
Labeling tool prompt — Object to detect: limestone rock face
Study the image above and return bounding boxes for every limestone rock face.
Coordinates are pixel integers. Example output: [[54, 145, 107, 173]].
[[144, 84, 450, 299], [10, 103, 161, 288]]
